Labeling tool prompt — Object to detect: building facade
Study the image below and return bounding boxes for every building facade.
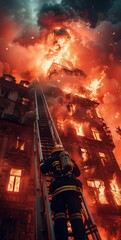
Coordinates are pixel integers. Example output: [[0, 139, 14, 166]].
[[0, 74, 35, 240], [0, 73, 121, 239]]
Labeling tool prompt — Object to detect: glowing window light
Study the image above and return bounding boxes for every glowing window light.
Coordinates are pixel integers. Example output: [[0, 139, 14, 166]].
[[73, 122, 84, 136], [16, 137, 25, 150], [110, 177, 121, 206], [81, 148, 88, 161], [99, 152, 107, 166], [7, 168, 22, 192], [68, 104, 76, 116], [87, 180, 108, 204], [91, 127, 101, 141], [20, 143, 25, 151]]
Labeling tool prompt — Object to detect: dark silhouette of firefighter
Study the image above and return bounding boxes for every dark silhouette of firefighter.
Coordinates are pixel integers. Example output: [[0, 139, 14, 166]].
[[40, 145, 86, 240]]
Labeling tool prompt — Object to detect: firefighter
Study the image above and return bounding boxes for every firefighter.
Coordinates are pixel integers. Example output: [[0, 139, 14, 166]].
[[40, 145, 86, 240]]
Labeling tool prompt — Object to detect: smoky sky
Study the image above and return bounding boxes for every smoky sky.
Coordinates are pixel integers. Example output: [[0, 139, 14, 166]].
[[38, 0, 120, 28], [0, 0, 61, 29], [0, 0, 121, 30]]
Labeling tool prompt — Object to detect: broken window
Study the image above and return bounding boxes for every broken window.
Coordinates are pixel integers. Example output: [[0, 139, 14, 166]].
[[110, 175, 121, 206], [87, 180, 108, 204], [7, 168, 22, 192], [81, 148, 88, 161], [67, 103, 76, 115], [91, 127, 101, 141], [16, 136, 25, 150], [99, 152, 107, 166], [73, 122, 84, 136]]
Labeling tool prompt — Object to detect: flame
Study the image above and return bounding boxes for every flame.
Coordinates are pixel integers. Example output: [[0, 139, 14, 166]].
[[87, 180, 108, 204], [1, 7, 121, 240], [86, 70, 105, 97], [68, 104, 76, 116], [57, 119, 64, 131], [63, 88, 86, 99], [57, 117, 85, 137], [88, 78, 102, 95], [73, 121, 84, 136], [110, 175, 121, 206]]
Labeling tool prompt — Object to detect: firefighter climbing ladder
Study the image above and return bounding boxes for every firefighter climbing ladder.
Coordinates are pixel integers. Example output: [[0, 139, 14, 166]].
[[33, 83, 102, 240]]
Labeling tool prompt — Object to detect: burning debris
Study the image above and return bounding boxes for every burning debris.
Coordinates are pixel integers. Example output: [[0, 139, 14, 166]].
[[47, 62, 86, 79]]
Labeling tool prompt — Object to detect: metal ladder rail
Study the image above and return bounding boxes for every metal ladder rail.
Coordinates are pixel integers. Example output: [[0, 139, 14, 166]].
[[40, 87, 62, 146], [34, 122, 45, 240], [35, 86, 102, 240], [34, 88, 55, 240], [40, 88, 102, 240], [81, 193, 102, 240]]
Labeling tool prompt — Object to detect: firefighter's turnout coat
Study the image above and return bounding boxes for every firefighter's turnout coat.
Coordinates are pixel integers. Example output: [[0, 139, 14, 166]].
[[40, 150, 82, 197], [40, 150, 85, 240]]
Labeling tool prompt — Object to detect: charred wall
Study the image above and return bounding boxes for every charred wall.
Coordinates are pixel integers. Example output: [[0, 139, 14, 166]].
[[0, 74, 35, 240]]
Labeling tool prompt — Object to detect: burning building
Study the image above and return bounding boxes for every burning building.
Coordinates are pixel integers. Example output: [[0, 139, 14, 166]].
[[0, 74, 35, 240], [0, 1, 121, 240], [0, 72, 121, 240]]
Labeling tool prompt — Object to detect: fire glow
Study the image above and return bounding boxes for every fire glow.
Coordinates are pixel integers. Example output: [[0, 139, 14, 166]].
[[7, 168, 21, 192], [1, 5, 121, 240], [87, 180, 108, 205], [110, 175, 121, 206]]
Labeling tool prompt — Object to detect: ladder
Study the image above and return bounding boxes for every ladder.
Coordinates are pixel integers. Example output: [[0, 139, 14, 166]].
[[33, 84, 102, 240]]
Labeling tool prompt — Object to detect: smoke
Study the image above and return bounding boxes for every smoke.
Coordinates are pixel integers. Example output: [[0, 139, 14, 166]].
[[36, 1, 121, 166], [108, 0, 121, 23], [0, 0, 121, 134], [0, 0, 121, 136], [0, 0, 121, 238], [0, 0, 38, 29]]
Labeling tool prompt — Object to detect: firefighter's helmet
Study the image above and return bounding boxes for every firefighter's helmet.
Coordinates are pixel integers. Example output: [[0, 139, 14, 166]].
[[52, 144, 64, 153]]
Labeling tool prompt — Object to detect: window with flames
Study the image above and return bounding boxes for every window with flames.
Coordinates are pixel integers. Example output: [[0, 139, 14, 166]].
[[7, 168, 22, 192], [87, 180, 108, 204], [91, 127, 102, 141]]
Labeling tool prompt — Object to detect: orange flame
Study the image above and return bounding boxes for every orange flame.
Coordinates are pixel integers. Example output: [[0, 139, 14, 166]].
[[87, 180, 108, 204], [110, 175, 121, 206]]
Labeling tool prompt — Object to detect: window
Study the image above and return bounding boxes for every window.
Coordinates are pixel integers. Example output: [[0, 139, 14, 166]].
[[91, 127, 101, 141], [74, 122, 84, 136], [0, 89, 9, 98], [3, 74, 15, 82], [16, 136, 25, 150], [110, 175, 121, 206], [81, 148, 88, 161], [87, 180, 108, 204], [7, 168, 22, 192], [99, 152, 107, 166]]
